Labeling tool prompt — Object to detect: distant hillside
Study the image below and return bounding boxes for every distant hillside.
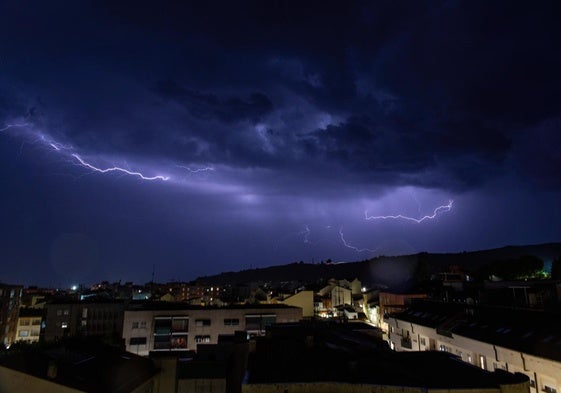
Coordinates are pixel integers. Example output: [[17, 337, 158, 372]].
[[195, 242, 561, 289]]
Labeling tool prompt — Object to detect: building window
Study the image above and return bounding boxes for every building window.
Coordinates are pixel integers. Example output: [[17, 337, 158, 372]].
[[419, 337, 426, 346], [61, 322, 68, 329], [195, 335, 211, 343], [154, 318, 172, 334], [195, 319, 211, 327], [31, 330, 40, 337], [32, 319, 41, 326], [224, 318, 239, 326], [171, 334, 188, 349], [19, 320, 30, 326], [172, 317, 189, 332], [19, 330, 29, 337], [132, 321, 139, 329], [153, 317, 188, 350], [63, 309, 70, 316], [479, 355, 486, 370], [154, 334, 170, 350], [140, 321, 147, 329], [245, 315, 276, 331], [56, 310, 62, 316], [129, 337, 147, 345]]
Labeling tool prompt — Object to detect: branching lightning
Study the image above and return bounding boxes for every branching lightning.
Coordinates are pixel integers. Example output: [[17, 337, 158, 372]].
[[71, 154, 169, 181], [339, 228, 377, 253], [365, 200, 453, 223], [2, 122, 174, 182]]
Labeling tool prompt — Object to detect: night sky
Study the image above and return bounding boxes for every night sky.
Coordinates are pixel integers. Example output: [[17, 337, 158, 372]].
[[1, 1, 560, 287]]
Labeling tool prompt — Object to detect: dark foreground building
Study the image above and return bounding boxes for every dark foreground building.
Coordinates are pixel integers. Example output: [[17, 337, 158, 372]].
[[0, 337, 158, 393], [244, 321, 530, 393]]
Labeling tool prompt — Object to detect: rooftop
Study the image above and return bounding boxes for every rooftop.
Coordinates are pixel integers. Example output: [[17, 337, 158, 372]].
[[246, 321, 528, 389], [391, 300, 561, 362], [0, 337, 158, 393]]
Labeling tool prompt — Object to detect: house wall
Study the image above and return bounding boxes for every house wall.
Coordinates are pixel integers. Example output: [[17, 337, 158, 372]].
[[0, 365, 83, 393], [177, 378, 226, 393], [15, 315, 42, 343], [331, 286, 351, 308], [0, 285, 22, 347], [281, 291, 314, 318]]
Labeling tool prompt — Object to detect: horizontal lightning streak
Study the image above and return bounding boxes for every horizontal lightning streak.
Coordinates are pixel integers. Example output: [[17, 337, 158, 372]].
[[0, 123, 30, 132], [365, 200, 453, 223], [71, 154, 169, 181], [176, 165, 215, 173]]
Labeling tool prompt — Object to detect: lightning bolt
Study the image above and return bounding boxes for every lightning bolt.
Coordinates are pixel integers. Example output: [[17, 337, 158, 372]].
[[365, 200, 453, 223], [301, 225, 311, 243], [2, 122, 172, 182], [0, 123, 30, 132], [71, 154, 169, 181], [175, 165, 215, 173], [339, 228, 377, 253]]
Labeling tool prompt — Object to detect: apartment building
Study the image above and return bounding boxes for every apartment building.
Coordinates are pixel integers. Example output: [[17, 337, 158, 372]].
[[44, 299, 125, 344], [122, 302, 302, 356], [386, 300, 561, 393], [0, 283, 23, 348], [15, 308, 43, 344]]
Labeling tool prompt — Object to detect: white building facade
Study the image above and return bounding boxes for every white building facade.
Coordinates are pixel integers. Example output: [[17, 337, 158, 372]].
[[386, 304, 561, 393], [123, 303, 302, 356]]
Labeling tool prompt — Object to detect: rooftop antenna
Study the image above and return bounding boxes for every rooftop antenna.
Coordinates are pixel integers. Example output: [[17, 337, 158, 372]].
[[150, 264, 156, 299]]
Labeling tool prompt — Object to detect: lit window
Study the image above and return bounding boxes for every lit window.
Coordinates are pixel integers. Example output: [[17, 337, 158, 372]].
[[61, 322, 68, 329], [19, 330, 29, 337], [171, 335, 188, 348], [195, 335, 211, 343]]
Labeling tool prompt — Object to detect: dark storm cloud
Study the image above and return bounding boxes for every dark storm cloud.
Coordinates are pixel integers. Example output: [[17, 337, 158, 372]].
[[0, 1, 559, 194], [154, 80, 273, 123]]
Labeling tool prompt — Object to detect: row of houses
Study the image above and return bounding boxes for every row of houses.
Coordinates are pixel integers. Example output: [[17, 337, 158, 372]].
[[386, 300, 561, 393]]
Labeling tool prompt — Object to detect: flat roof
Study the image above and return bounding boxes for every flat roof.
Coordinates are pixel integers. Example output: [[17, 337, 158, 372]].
[[125, 301, 300, 311], [246, 322, 528, 389]]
